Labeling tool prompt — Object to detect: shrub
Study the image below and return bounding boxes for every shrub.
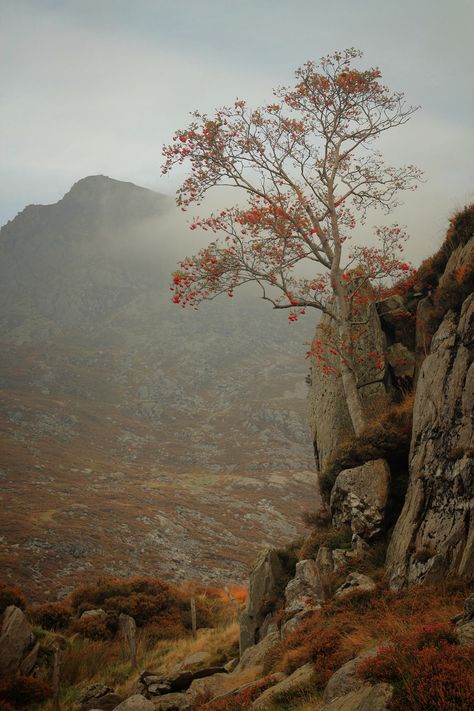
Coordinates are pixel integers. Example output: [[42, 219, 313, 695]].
[[0, 676, 52, 708], [0, 583, 26, 614], [71, 615, 115, 641], [299, 525, 352, 561], [358, 624, 474, 711], [275, 614, 350, 687], [29, 601, 73, 630]]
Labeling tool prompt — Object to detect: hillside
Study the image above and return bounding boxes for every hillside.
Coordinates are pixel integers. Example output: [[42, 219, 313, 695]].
[[0, 176, 318, 600]]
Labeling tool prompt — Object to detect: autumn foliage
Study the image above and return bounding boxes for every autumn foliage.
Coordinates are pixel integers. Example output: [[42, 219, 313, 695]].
[[0, 676, 52, 708], [358, 624, 474, 711], [0, 582, 26, 614]]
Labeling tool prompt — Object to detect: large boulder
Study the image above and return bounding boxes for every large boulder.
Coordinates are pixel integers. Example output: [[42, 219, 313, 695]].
[[251, 663, 313, 709], [386, 294, 474, 589], [318, 683, 394, 710], [330, 460, 390, 540], [0, 605, 36, 676], [239, 548, 286, 655]]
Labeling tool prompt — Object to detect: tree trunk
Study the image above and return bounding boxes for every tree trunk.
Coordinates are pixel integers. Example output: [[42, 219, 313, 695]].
[[339, 358, 366, 436]]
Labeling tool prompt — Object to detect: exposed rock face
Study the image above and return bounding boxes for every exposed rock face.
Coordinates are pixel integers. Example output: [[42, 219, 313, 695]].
[[330, 459, 390, 540], [0, 605, 36, 675], [239, 548, 285, 654], [386, 295, 474, 589], [308, 302, 387, 475], [281, 559, 325, 636]]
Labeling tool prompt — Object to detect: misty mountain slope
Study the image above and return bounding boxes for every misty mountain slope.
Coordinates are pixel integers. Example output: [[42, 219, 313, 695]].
[[0, 176, 318, 600]]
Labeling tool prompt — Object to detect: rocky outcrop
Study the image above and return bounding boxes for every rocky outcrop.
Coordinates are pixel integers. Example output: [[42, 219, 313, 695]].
[[239, 548, 286, 654], [308, 299, 387, 475], [330, 460, 390, 540], [0, 605, 37, 676], [281, 559, 325, 636], [386, 294, 474, 589]]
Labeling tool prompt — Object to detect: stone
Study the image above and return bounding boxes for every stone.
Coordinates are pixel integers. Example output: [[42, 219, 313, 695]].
[[330, 460, 390, 540], [153, 693, 190, 710], [385, 342, 415, 380], [377, 295, 413, 347], [386, 294, 474, 589], [457, 621, 474, 647], [112, 696, 155, 711], [239, 548, 285, 655], [318, 683, 393, 710], [211, 674, 286, 705], [316, 546, 334, 578], [234, 631, 280, 672], [186, 673, 232, 702], [284, 559, 324, 614], [179, 651, 211, 670], [19, 640, 40, 675], [334, 573, 376, 599], [0, 605, 35, 675], [280, 559, 324, 637], [251, 664, 313, 709], [224, 657, 239, 673], [81, 608, 108, 620], [77, 683, 123, 711], [323, 647, 380, 703]]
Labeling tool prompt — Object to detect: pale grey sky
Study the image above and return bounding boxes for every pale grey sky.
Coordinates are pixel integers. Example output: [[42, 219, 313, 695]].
[[1, 0, 473, 262]]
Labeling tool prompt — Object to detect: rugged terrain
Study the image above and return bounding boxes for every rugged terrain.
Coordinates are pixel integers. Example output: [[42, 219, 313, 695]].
[[0, 176, 318, 600]]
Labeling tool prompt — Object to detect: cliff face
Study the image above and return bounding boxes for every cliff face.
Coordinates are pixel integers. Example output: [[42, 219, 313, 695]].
[[386, 294, 473, 588], [307, 207, 474, 589]]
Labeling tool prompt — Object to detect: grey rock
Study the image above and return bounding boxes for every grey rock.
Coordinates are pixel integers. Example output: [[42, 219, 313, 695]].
[[324, 646, 381, 703], [19, 640, 40, 675], [81, 608, 108, 620], [153, 692, 190, 710], [457, 620, 474, 647], [281, 559, 324, 636], [0, 605, 35, 675], [77, 683, 123, 711], [239, 548, 285, 655], [235, 631, 280, 672], [112, 696, 154, 711], [251, 664, 313, 709], [330, 460, 390, 540], [335, 573, 376, 599], [318, 683, 393, 710], [386, 294, 474, 589], [385, 342, 415, 380]]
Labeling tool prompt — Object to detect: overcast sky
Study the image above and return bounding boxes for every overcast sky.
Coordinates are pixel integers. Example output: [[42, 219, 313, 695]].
[[1, 0, 473, 262]]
